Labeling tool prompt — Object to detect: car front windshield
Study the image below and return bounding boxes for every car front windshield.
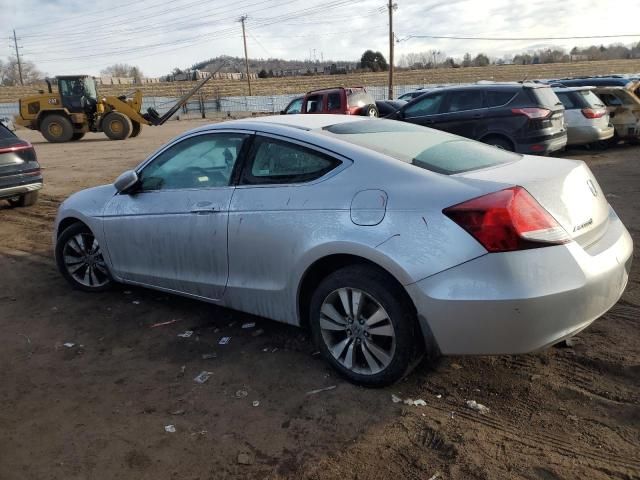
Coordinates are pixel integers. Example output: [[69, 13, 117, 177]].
[[320, 119, 520, 175]]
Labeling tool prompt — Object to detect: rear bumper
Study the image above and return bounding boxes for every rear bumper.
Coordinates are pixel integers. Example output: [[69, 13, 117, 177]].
[[0, 181, 42, 200], [612, 122, 640, 140], [516, 132, 567, 155], [567, 125, 615, 145], [407, 207, 633, 355]]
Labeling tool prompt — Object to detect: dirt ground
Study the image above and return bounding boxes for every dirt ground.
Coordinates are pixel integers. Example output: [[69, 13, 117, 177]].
[[0, 122, 638, 480]]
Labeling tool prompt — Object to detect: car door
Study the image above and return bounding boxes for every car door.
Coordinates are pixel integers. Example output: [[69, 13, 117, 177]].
[[397, 91, 447, 128], [102, 131, 250, 300], [435, 90, 487, 139], [225, 134, 348, 323]]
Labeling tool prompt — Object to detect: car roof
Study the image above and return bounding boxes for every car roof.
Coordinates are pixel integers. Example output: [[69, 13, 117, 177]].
[[552, 86, 594, 93], [191, 114, 366, 134], [306, 86, 366, 95]]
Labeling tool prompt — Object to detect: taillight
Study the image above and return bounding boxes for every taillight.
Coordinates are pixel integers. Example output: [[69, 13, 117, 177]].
[[581, 108, 606, 119], [0, 142, 33, 155], [511, 107, 551, 119], [443, 186, 569, 253]]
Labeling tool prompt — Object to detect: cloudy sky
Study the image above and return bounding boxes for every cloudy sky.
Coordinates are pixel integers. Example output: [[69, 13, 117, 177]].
[[1, 0, 639, 77]]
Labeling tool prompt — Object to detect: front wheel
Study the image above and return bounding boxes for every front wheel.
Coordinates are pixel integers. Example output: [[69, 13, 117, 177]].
[[55, 223, 113, 292], [309, 265, 419, 387], [102, 112, 131, 140]]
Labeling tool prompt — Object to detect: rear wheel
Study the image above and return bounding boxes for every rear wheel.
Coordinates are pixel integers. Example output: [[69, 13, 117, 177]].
[[8, 191, 38, 208], [102, 112, 131, 140], [309, 265, 420, 387], [55, 223, 113, 292], [483, 135, 514, 151], [70, 132, 85, 141], [40, 114, 74, 143], [364, 105, 378, 117]]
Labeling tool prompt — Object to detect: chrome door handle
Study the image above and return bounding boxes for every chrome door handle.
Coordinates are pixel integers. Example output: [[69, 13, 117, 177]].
[[190, 206, 218, 214]]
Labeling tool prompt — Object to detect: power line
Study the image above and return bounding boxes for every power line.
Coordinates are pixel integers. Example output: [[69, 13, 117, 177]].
[[400, 33, 640, 42], [25, 0, 360, 64]]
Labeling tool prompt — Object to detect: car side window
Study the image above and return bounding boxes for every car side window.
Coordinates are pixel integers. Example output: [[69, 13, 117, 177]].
[[139, 133, 247, 191], [486, 91, 516, 107], [598, 93, 623, 107], [242, 137, 340, 185], [556, 92, 577, 109], [327, 93, 342, 111], [305, 94, 324, 113], [443, 91, 484, 113], [403, 93, 445, 117], [285, 98, 302, 114]]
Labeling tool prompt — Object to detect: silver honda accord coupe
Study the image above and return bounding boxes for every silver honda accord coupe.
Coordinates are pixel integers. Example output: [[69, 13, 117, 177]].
[[54, 114, 633, 386]]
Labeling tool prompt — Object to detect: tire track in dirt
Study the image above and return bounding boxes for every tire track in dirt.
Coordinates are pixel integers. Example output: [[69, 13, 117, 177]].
[[423, 402, 640, 477]]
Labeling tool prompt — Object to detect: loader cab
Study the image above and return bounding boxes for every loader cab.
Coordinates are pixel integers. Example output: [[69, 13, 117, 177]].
[[56, 75, 98, 116]]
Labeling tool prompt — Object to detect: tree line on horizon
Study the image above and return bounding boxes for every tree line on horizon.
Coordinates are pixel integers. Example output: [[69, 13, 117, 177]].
[[1, 41, 639, 87]]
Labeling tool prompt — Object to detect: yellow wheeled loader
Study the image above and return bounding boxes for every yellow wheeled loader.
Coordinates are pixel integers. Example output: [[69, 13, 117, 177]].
[[14, 74, 214, 143]]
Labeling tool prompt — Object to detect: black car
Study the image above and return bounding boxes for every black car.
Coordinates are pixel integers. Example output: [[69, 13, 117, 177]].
[[386, 83, 567, 154], [0, 123, 42, 207], [375, 100, 407, 116]]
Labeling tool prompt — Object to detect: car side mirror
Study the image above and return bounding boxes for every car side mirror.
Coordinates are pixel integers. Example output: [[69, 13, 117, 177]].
[[114, 170, 139, 194]]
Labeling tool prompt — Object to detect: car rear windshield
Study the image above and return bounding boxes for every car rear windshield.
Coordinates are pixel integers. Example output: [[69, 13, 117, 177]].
[[347, 89, 375, 107], [579, 90, 605, 108], [0, 123, 16, 139], [321, 120, 520, 175], [530, 86, 563, 108]]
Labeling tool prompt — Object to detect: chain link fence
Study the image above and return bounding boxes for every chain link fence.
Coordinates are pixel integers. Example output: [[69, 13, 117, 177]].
[[0, 84, 436, 122]]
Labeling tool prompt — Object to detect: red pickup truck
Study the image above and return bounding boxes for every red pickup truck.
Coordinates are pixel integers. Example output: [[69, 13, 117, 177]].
[[296, 87, 379, 117]]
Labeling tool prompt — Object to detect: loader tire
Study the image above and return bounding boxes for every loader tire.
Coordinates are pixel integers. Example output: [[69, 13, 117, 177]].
[[130, 121, 142, 138], [103, 112, 131, 140], [41, 114, 74, 143]]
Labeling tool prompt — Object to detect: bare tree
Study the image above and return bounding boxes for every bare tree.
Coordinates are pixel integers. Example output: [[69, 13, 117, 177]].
[[0, 57, 43, 85], [101, 64, 144, 81]]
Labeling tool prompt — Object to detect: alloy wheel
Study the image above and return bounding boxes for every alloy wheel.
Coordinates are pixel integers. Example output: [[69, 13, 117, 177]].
[[319, 287, 396, 375], [62, 232, 110, 288]]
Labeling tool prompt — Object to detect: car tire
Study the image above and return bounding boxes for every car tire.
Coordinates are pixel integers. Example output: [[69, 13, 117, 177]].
[[8, 191, 38, 207], [55, 222, 113, 292], [364, 105, 379, 117], [309, 264, 420, 387], [70, 132, 85, 141], [40, 114, 74, 143], [483, 136, 514, 151], [102, 112, 132, 140]]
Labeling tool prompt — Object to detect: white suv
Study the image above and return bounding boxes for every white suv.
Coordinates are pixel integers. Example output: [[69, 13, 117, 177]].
[[552, 86, 614, 146]]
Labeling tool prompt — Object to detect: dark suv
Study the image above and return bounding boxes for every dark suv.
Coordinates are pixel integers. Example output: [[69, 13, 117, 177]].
[[300, 87, 378, 116], [0, 123, 42, 207], [386, 83, 567, 154]]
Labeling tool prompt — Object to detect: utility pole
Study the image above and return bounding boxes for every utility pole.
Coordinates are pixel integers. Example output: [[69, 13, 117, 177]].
[[239, 15, 252, 96], [387, 1, 397, 100], [13, 29, 24, 86]]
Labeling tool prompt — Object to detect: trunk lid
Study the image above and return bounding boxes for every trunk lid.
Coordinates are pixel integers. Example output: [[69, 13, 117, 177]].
[[458, 155, 610, 247]]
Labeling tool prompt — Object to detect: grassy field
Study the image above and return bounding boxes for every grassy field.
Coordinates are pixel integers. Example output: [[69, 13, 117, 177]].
[[2, 59, 640, 103]]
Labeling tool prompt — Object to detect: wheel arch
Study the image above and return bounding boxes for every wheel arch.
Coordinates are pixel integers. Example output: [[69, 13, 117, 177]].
[[479, 132, 515, 150], [57, 216, 88, 238], [296, 252, 416, 331]]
